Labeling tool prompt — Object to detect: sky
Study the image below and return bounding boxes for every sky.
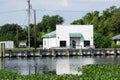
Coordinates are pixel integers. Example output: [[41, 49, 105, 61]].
[[0, 0, 120, 26]]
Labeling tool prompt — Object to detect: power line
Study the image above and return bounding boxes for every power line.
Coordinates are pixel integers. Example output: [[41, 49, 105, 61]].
[[36, 9, 92, 13], [0, 9, 26, 14], [0, 9, 96, 15]]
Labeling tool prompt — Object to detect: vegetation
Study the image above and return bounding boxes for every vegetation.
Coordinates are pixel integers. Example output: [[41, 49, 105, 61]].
[[71, 6, 120, 48], [0, 6, 120, 48], [81, 64, 120, 79], [111, 44, 120, 48], [0, 15, 64, 48], [0, 69, 20, 80], [0, 64, 120, 80]]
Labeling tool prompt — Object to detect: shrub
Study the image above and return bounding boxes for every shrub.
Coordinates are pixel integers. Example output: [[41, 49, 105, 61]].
[[111, 44, 120, 48]]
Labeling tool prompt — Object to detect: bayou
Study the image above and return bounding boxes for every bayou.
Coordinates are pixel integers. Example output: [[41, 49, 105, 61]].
[[0, 64, 119, 80]]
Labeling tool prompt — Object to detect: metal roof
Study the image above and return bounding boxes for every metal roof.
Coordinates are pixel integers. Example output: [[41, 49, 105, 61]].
[[42, 31, 56, 38], [112, 34, 120, 40], [69, 33, 82, 37]]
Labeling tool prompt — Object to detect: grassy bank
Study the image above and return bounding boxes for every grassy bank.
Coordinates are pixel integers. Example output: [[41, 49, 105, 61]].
[[0, 64, 120, 80], [5, 48, 35, 51]]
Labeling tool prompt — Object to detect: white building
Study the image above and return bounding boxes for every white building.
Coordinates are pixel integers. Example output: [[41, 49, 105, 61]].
[[42, 25, 94, 49], [0, 41, 14, 49]]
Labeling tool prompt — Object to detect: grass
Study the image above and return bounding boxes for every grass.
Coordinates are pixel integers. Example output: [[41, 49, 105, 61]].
[[5, 48, 36, 51], [0, 64, 120, 80]]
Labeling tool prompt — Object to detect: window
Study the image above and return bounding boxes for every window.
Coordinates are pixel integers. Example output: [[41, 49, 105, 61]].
[[84, 40, 90, 47], [60, 41, 66, 47]]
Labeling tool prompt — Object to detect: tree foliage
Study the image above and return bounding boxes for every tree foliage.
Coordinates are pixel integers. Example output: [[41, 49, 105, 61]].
[[71, 6, 119, 48], [0, 24, 26, 47], [31, 15, 64, 47], [33, 15, 64, 44], [1, 6, 120, 48]]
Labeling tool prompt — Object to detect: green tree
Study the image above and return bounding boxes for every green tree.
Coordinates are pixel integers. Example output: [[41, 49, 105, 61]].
[[71, 6, 118, 48], [71, 19, 84, 25], [32, 15, 64, 47], [107, 9, 120, 35], [0, 24, 26, 47]]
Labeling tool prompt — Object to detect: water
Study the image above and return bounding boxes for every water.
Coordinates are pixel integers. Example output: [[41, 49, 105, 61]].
[[0, 55, 120, 75]]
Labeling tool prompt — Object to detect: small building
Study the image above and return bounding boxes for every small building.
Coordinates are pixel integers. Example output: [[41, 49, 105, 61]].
[[42, 25, 94, 49], [19, 40, 27, 48], [0, 41, 14, 49], [112, 34, 120, 45]]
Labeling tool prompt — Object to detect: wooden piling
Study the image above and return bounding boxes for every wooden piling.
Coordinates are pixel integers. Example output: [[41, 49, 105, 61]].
[[90, 49, 94, 56], [0, 43, 5, 58], [66, 49, 69, 56], [52, 49, 56, 57], [38, 49, 42, 57], [0, 43, 1, 57], [78, 49, 82, 56], [102, 49, 105, 56]]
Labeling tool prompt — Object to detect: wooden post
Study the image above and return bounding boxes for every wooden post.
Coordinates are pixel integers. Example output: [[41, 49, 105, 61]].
[[0, 43, 2, 57], [38, 49, 42, 57], [0, 43, 5, 58], [90, 49, 94, 56], [66, 49, 69, 56], [2, 43, 5, 57], [9, 50, 12, 58], [25, 50, 28, 57], [102, 49, 105, 56], [114, 48, 117, 56], [79, 49, 82, 56], [52, 49, 56, 57]]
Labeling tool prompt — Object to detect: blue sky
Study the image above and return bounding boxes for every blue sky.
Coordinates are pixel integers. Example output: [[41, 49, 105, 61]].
[[0, 0, 120, 26]]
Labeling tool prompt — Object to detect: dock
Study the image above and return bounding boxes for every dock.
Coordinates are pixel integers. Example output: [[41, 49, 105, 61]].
[[0, 48, 120, 58]]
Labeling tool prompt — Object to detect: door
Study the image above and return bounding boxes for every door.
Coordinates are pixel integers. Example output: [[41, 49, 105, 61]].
[[72, 40, 76, 48]]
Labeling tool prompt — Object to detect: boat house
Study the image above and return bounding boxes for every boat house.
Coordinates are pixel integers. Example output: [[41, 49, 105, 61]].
[[42, 25, 94, 49]]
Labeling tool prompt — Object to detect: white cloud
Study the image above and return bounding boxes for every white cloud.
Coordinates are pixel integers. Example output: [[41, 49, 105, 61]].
[[62, 0, 68, 7]]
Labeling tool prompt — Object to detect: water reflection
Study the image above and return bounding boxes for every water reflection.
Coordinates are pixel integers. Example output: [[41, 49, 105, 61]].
[[56, 56, 94, 75], [0, 56, 120, 75]]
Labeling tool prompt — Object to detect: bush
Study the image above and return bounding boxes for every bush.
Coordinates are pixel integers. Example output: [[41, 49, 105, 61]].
[[82, 64, 120, 79], [111, 44, 120, 48]]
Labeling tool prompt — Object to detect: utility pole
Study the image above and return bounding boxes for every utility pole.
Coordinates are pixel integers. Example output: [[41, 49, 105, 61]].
[[16, 26, 19, 48], [34, 10, 36, 49], [27, 0, 30, 49]]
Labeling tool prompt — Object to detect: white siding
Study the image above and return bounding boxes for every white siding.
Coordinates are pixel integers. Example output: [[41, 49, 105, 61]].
[[0, 41, 14, 49], [43, 38, 56, 49], [43, 25, 93, 49], [56, 25, 93, 48]]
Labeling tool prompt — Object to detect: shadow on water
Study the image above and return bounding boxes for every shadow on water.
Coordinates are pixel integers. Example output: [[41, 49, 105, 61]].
[[0, 55, 120, 75]]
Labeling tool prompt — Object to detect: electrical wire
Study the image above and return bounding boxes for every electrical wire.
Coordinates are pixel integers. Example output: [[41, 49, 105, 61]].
[[0, 9, 94, 15], [36, 9, 91, 13], [0, 9, 27, 14]]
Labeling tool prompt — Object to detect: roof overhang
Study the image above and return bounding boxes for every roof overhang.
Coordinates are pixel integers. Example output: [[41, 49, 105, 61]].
[[42, 31, 56, 38], [69, 33, 82, 38], [112, 34, 120, 40]]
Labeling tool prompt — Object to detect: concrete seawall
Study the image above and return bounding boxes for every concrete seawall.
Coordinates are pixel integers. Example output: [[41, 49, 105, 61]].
[[0, 48, 120, 58]]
